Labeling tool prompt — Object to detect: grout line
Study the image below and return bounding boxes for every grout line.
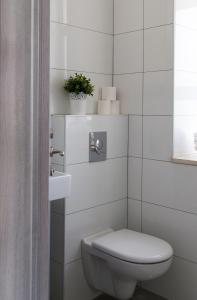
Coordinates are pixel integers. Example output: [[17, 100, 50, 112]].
[[127, 116, 130, 228], [174, 255, 197, 266], [112, 0, 115, 86], [66, 156, 128, 167], [114, 69, 173, 76], [142, 200, 197, 218], [50, 20, 113, 36], [144, 22, 173, 31], [114, 22, 173, 36], [128, 197, 142, 203], [66, 198, 127, 216], [143, 157, 172, 163], [141, 0, 145, 234], [65, 258, 81, 266], [50, 67, 112, 76]]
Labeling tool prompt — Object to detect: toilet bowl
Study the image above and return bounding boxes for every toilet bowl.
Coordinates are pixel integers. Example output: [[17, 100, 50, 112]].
[[81, 229, 173, 300]]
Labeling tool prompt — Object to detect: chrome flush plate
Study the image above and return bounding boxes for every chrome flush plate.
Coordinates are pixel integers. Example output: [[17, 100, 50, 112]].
[[89, 131, 107, 162]]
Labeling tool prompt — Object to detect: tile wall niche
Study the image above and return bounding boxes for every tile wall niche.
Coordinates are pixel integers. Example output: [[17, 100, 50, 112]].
[[50, 0, 113, 115], [50, 115, 128, 300], [114, 0, 197, 299]]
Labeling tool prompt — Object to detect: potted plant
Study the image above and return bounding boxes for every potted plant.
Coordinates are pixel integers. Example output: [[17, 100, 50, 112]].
[[64, 73, 94, 115]]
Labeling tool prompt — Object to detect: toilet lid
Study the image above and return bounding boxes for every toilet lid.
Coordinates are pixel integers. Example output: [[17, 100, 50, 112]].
[[92, 229, 173, 264]]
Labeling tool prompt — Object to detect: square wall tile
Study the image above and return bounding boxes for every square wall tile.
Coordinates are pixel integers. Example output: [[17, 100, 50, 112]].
[[114, 74, 143, 115], [65, 199, 127, 263], [144, 25, 173, 72], [66, 158, 127, 213], [50, 23, 113, 74], [144, 0, 174, 28], [50, 0, 113, 33], [114, 0, 143, 34], [114, 31, 143, 74], [143, 116, 173, 161], [67, 0, 113, 34], [65, 260, 99, 300], [143, 71, 173, 115], [128, 199, 142, 232], [142, 159, 197, 214], [129, 116, 142, 157], [128, 157, 142, 201], [65, 115, 128, 165], [143, 257, 197, 300], [142, 202, 197, 263]]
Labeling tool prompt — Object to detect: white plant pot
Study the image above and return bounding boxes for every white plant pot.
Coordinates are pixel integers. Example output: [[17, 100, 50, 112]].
[[69, 94, 87, 115]]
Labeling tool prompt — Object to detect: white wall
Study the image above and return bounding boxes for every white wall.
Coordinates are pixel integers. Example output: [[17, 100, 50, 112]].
[[114, 1, 197, 299], [51, 115, 128, 300], [50, 0, 113, 115]]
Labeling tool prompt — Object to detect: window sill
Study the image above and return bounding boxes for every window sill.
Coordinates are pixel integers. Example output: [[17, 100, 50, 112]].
[[172, 154, 197, 166]]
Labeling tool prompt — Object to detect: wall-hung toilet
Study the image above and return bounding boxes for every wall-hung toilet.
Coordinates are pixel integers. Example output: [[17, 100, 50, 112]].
[[82, 229, 173, 300]]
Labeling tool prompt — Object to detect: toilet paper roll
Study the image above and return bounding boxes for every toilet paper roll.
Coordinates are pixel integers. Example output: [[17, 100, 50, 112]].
[[111, 100, 120, 115], [102, 87, 116, 101], [98, 100, 111, 115]]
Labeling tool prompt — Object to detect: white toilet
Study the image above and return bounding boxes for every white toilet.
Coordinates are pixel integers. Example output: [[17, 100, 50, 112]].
[[81, 229, 173, 300]]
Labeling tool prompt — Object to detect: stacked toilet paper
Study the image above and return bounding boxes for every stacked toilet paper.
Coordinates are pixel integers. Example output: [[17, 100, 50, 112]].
[[98, 87, 120, 115]]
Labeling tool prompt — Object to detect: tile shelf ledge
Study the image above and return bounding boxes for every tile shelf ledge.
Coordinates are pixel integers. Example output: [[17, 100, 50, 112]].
[[172, 154, 197, 166]]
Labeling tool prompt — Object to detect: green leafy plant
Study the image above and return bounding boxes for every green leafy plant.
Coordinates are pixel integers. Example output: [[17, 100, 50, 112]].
[[64, 73, 94, 96]]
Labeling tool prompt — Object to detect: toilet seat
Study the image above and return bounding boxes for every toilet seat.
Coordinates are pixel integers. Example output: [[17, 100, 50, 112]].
[[92, 229, 173, 264]]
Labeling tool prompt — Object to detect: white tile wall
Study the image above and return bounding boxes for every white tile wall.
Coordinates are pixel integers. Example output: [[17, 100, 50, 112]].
[[129, 116, 142, 157], [144, 25, 173, 72], [143, 202, 197, 263], [143, 116, 173, 161], [65, 260, 99, 300], [143, 159, 197, 214], [143, 257, 197, 300], [114, 0, 143, 34], [51, 114, 128, 300], [51, 0, 113, 34], [50, 0, 113, 115], [114, 74, 143, 115], [144, 0, 174, 28], [128, 157, 142, 201], [128, 199, 142, 232], [50, 23, 113, 74], [65, 199, 127, 263], [114, 2, 197, 299], [143, 71, 173, 115], [114, 31, 143, 74], [65, 115, 128, 165], [66, 157, 127, 214]]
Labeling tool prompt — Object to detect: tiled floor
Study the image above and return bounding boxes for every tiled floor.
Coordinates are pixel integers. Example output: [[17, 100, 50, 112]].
[[95, 287, 166, 300]]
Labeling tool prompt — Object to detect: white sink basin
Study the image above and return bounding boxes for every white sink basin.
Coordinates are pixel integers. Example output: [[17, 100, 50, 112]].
[[49, 171, 72, 202]]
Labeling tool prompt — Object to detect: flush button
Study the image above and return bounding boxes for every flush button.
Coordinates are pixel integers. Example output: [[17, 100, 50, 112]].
[[89, 132, 107, 162]]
